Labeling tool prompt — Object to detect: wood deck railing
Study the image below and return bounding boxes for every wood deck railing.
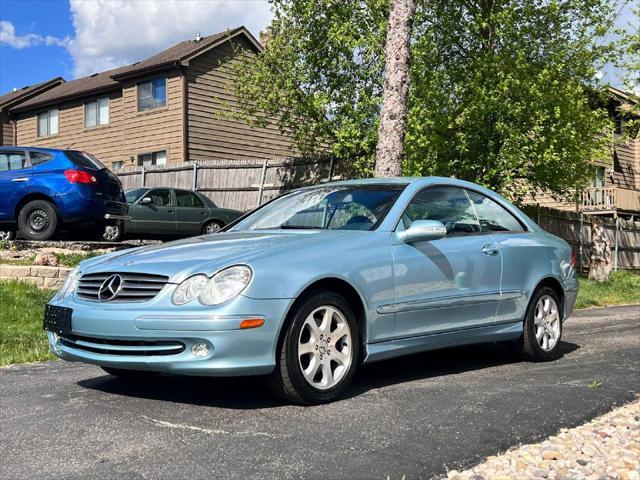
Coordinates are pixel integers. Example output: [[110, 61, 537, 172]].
[[581, 187, 640, 213]]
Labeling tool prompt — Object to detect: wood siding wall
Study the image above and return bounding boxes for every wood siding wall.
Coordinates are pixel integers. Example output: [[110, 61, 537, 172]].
[[0, 112, 14, 146], [185, 38, 298, 161], [14, 71, 184, 168]]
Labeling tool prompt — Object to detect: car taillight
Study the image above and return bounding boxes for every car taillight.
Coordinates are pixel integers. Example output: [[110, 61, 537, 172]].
[[571, 250, 577, 269], [64, 169, 97, 184]]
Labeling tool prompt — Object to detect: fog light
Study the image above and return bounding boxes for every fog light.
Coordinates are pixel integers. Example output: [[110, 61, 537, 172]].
[[191, 343, 210, 357]]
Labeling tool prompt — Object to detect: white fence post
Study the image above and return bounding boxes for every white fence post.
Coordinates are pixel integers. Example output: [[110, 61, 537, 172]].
[[141, 166, 146, 187], [256, 159, 268, 207], [192, 161, 198, 191], [614, 217, 619, 272]]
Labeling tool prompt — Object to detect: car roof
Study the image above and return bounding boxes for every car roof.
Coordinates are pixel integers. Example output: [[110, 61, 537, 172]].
[[0, 146, 64, 154], [303, 176, 481, 189]]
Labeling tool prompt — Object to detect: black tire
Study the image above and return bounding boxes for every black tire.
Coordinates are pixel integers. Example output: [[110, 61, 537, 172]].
[[102, 222, 123, 242], [18, 200, 58, 241], [267, 291, 360, 405], [519, 286, 563, 361], [101, 367, 158, 379], [202, 220, 223, 235], [0, 229, 16, 241]]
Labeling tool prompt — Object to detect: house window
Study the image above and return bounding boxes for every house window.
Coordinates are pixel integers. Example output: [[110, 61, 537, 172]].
[[85, 97, 109, 128], [112, 161, 124, 170], [138, 150, 166, 167], [137, 77, 166, 111], [37, 109, 58, 137]]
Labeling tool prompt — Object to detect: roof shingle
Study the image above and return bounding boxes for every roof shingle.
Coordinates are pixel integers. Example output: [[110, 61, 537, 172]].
[[12, 27, 249, 112]]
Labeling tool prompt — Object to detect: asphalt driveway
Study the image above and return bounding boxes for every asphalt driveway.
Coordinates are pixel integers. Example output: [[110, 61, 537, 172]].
[[1, 305, 638, 480]]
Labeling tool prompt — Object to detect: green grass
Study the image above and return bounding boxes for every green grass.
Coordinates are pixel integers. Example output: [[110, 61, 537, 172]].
[[0, 252, 96, 268], [576, 270, 640, 310], [0, 280, 55, 366], [0, 271, 638, 367]]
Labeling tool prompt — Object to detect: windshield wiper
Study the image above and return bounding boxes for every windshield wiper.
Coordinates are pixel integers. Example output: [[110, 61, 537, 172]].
[[278, 225, 322, 230]]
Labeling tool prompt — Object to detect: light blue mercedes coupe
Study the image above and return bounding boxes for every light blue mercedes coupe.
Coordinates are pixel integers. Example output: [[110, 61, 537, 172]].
[[45, 177, 578, 404]]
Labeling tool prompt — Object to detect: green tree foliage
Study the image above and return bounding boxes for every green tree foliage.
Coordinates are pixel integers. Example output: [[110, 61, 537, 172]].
[[231, 0, 623, 200]]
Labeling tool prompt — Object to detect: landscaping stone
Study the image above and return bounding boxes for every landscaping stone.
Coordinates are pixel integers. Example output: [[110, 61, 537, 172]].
[[446, 399, 640, 480], [33, 252, 58, 266]]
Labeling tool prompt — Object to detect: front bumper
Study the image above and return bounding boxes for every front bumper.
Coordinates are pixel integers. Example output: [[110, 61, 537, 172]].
[[46, 294, 293, 376]]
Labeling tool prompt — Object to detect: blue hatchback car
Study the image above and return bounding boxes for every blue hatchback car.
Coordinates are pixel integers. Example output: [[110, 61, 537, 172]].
[[45, 177, 578, 404], [0, 147, 128, 241]]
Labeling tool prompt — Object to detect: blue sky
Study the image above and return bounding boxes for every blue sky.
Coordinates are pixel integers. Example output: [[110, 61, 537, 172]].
[[0, 0, 637, 97], [0, 0, 74, 92]]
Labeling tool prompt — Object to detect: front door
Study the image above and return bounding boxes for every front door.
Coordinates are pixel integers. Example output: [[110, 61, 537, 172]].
[[130, 188, 177, 235], [175, 190, 208, 235], [0, 150, 31, 223], [391, 186, 502, 338]]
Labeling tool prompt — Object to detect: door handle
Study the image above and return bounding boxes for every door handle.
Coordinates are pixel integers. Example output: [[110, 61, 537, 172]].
[[167, 210, 175, 214], [11, 177, 29, 182], [482, 244, 499, 256]]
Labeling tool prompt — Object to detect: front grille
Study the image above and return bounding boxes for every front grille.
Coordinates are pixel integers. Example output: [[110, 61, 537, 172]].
[[59, 334, 185, 356], [77, 272, 169, 303]]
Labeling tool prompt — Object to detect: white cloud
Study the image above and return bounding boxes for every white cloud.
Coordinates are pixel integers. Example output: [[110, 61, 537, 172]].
[[68, 0, 274, 78], [0, 20, 70, 49]]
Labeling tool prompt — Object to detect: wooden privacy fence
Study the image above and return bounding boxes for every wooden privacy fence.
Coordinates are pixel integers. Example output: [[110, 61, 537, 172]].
[[116, 162, 639, 271], [525, 206, 640, 272], [116, 156, 359, 212]]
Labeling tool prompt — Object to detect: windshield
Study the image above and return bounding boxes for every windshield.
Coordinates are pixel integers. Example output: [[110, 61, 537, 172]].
[[125, 188, 148, 203], [230, 185, 405, 232]]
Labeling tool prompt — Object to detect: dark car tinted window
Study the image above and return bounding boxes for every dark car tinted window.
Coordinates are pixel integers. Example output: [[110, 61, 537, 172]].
[[467, 191, 525, 232], [29, 151, 53, 165], [403, 187, 480, 235], [125, 188, 148, 203], [175, 190, 204, 208], [142, 189, 172, 207], [65, 151, 106, 170], [0, 151, 28, 171]]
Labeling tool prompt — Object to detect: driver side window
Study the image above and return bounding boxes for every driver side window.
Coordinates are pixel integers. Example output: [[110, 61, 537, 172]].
[[402, 187, 480, 235], [142, 189, 172, 207]]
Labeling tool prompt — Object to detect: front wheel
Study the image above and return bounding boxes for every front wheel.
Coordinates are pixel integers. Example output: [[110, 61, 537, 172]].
[[0, 229, 16, 241], [519, 287, 563, 361], [102, 222, 123, 242], [18, 200, 58, 240], [267, 291, 360, 404]]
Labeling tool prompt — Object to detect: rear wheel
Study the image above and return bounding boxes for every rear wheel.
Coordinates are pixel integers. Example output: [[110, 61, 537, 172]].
[[267, 291, 359, 404], [101, 367, 158, 379], [18, 200, 58, 240], [202, 220, 223, 234], [519, 286, 563, 361]]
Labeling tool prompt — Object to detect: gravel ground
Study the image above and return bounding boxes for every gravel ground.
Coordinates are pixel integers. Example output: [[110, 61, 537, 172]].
[[446, 398, 640, 480]]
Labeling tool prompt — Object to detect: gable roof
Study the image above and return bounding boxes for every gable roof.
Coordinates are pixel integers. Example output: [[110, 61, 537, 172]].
[[12, 26, 261, 113], [0, 77, 65, 111]]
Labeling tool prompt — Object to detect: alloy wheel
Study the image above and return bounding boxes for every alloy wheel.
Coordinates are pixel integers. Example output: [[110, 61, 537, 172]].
[[103, 224, 120, 241], [297, 305, 353, 390], [534, 294, 560, 352], [205, 222, 221, 234]]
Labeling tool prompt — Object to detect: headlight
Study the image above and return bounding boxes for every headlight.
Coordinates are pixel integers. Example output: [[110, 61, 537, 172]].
[[172, 274, 209, 305], [199, 265, 252, 306], [51, 267, 80, 302]]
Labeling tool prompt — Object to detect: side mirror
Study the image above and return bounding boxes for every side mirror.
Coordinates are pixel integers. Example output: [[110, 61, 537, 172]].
[[140, 197, 152, 205], [398, 220, 447, 243]]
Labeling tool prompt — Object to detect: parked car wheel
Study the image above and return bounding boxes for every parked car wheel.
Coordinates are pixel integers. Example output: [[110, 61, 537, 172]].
[[102, 222, 123, 242], [0, 229, 16, 241], [101, 367, 158, 379], [267, 291, 360, 405], [202, 220, 223, 234], [520, 286, 563, 361], [18, 200, 58, 241]]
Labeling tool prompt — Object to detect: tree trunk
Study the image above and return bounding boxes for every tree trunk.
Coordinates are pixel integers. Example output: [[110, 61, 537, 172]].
[[588, 218, 612, 282], [374, 0, 417, 178]]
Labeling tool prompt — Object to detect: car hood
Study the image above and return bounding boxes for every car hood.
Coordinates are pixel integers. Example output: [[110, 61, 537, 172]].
[[81, 230, 357, 282]]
